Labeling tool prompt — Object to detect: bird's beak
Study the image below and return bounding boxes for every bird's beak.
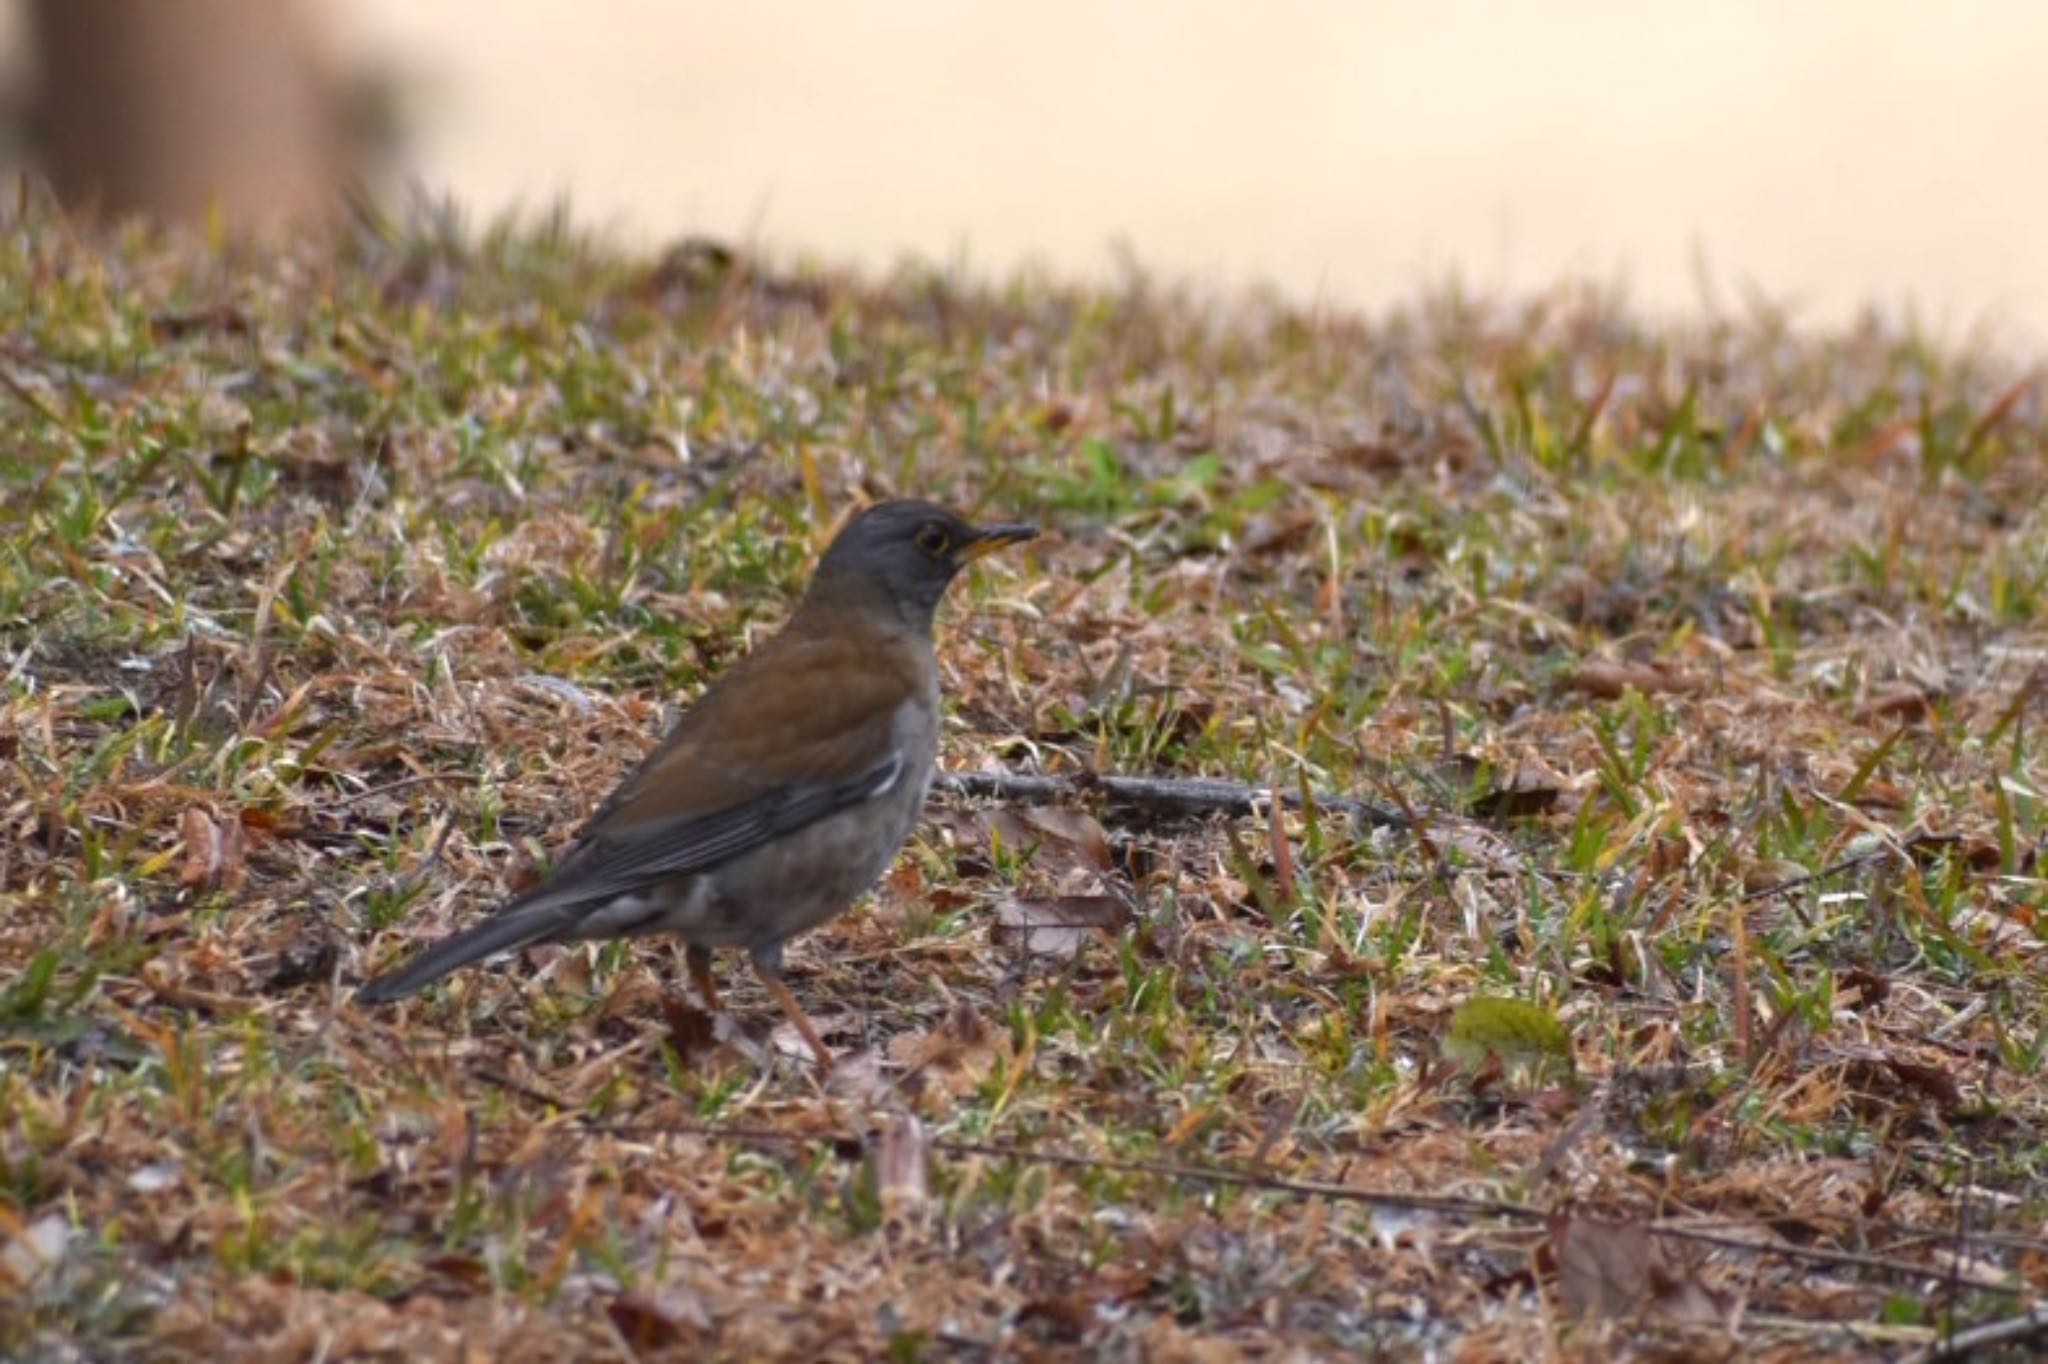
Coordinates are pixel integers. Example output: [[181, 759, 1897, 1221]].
[[957, 522, 1039, 563]]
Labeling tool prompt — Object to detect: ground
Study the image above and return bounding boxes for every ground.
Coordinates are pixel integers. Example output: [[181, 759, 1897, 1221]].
[[2, 205, 2046, 1361]]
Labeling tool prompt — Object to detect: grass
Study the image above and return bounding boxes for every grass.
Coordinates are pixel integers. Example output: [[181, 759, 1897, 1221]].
[[1, 198, 2045, 1359]]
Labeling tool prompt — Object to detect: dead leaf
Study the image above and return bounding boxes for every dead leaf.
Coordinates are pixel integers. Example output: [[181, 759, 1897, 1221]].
[[1549, 1219, 1650, 1312], [874, 1114, 930, 1216], [1437, 824, 1529, 873], [993, 895, 1128, 959], [981, 805, 1113, 875], [236, 805, 294, 838], [216, 813, 247, 891], [1837, 1044, 1967, 1113], [1038, 401, 1076, 432], [149, 304, 253, 339], [1647, 1267, 1726, 1326], [878, 858, 926, 908], [1243, 510, 1318, 556], [1887, 1057, 1963, 1112], [1839, 965, 1891, 1009], [889, 1001, 1005, 1093], [1266, 784, 1296, 891], [127, 1161, 182, 1195], [1561, 662, 1698, 699], [768, 1010, 865, 1065], [1960, 838, 2006, 872], [177, 806, 246, 892], [0, 1213, 69, 1288], [422, 1253, 491, 1291], [1742, 858, 1810, 894], [822, 1048, 892, 1103], [178, 807, 218, 888], [1545, 1213, 1722, 1324], [1848, 777, 1909, 809], [1431, 754, 1565, 822], [606, 1287, 710, 1350], [1856, 687, 1933, 723], [660, 994, 720, 1065], [1474, 785, 1562, 821], [1329, 439, 1409, 474]]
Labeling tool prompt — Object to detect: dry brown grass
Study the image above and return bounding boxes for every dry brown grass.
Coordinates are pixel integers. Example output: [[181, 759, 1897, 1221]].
[[2, 207, 2045, 1360]]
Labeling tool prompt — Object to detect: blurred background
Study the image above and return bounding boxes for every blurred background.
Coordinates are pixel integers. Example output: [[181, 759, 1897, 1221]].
[[4, 0, 2045, 340]]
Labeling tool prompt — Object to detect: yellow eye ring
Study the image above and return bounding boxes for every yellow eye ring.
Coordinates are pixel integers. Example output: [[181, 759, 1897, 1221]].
[[915, 524, 952, 557]]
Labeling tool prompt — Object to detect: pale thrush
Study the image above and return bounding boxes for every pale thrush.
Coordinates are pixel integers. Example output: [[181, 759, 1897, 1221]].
[[355, 499, 1036, 1068]]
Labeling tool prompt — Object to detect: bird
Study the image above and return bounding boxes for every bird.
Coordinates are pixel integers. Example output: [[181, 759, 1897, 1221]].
[[355, 499, 1037, 1069]]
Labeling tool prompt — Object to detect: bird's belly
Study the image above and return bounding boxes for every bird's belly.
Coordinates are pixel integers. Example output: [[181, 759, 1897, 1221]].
[[589, 774, 930, 951], [694, 766, 931, 950]]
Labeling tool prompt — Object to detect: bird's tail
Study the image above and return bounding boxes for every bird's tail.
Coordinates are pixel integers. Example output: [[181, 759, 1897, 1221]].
[[354, 903, 566, 1004]]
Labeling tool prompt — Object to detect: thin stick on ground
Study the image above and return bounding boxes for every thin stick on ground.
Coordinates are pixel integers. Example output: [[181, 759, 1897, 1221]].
[[1901, 1304, 2048, 1364], [934, 769, 1410, 830], [576, 1116, 1540, 1223], [1738, 831, 1960, 902]]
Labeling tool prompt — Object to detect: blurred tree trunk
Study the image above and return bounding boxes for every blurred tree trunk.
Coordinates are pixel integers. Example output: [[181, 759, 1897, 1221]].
[[27, 0, 350, 230]]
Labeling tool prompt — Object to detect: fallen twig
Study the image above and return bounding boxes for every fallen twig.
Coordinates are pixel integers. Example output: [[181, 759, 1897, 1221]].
[[1902, 1304, 2048, 1363], [934, 769, 1409, 830], [1740, 832, 1959, 903], [471, 1064, 572, 1111], [577, 1116, 1534, 1222], [319, 772, 484, 809], [1647, 1223, 2024, 1299]]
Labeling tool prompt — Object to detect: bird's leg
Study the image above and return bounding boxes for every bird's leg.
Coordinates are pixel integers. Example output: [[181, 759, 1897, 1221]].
[[750, 945, 833, 1071], [684, 942, 721, 1011]]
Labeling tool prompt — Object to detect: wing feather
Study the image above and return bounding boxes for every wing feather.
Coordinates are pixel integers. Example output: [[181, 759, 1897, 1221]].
[[503, 611, 926, 913]]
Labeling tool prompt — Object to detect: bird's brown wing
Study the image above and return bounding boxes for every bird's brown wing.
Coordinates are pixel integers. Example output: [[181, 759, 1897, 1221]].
[[502, 620, 925, 917]]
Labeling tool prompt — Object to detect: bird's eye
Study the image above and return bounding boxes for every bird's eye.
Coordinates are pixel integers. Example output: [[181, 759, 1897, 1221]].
[[915, 524, 952, 557]]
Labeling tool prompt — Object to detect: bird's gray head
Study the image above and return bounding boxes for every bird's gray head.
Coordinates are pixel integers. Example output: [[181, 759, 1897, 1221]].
[[807, 499, 1037, 629]]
